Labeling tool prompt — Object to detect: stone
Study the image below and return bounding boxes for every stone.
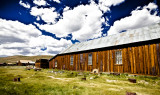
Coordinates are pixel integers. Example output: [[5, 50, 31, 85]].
[[17, 77, 20, 82], [78, 72, 83, 76], [13, 77, 20, 82], [81, 77, 86, 81], [128, 78, 136, 83], [34, 68, 41, 71], [13, 78, 17, 82], [126, 92, 136, 95], [90, 77, 93, 80]]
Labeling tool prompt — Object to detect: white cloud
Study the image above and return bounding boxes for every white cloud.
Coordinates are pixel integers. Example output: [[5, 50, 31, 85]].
[[63, 6, 70, 12], [98, 0, 125, 12], [19, 0, 31, 9], [53, 0, 60, 3], [33, 0, 47, 6], [144, 2, 157, 10], [38, 2, 105, 41], [30, 0, 127, 41], [108, 2, 160, 35], [0, 19, 72, 57], [30, 7, 59, 24]]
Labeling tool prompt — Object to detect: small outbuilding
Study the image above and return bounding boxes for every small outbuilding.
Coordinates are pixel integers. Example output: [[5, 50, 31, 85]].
[[35, 59, 49, 68], [17, 60, 35, 66]]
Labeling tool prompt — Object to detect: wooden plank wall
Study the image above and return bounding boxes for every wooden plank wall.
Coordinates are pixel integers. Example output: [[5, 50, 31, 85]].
[[35, 62, 41, 68], [49, 43, 160, 76]]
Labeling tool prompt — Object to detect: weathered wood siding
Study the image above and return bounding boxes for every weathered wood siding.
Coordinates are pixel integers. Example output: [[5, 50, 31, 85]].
[[35, 62, 41, 68], [49, 43, 160, 76], [18, 61, 22, 66], [35, 60, 49, 68]]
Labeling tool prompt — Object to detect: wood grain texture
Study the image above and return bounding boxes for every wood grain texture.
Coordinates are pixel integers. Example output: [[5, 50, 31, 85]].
[[49, 43, 160, 76]]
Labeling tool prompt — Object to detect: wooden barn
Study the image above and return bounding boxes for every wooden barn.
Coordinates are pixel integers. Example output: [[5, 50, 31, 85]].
[[49, 23, 160, 76], [35, 59, 49, 68], [17, 60, 35, 66]]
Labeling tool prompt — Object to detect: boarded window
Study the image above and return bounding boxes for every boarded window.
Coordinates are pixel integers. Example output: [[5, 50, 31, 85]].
[[88, 53, 92, 65], [70, 56, 73, 65], [115, 51, 122, 64], [55, 61, 57, 67]]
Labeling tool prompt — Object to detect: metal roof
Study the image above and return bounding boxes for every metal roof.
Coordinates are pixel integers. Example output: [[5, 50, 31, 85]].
[[19, 60, 35, 64], [60, 23, 160, 54]]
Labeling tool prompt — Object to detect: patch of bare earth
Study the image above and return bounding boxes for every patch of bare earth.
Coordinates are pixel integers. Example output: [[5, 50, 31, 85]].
[[48, 76, 73, 81]]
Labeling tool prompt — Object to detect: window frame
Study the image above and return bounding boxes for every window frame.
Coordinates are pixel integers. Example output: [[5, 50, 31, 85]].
[[55, 61, 57, 68], [88, 53, 92, 65], [115, 50, 122, 65], [70, 56, 74, 65]]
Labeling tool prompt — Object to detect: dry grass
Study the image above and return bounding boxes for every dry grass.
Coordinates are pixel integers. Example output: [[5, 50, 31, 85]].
[[0, 66, 160, 95]]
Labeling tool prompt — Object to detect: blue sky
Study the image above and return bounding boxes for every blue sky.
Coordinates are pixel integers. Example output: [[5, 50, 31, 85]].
[[0, 0, 159, 57]]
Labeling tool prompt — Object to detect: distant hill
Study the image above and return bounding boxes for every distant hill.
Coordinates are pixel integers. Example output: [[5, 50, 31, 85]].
[[0, 55, 53, 63]]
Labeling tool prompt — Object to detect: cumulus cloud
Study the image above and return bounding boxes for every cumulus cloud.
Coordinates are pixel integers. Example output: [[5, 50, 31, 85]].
[[33, 0, 126, 41], [98, 0, 125, 12], [53, 0, 60, 3], [143, 2, 158, 10], [108, 2, 160, 35], [63, 6, 70, 12], [38, 2, 105, 41], [0, 19, 72, 57], [33, 0, 47, 6], [19, 0, 31, 9], [30, 7, 59, 24]]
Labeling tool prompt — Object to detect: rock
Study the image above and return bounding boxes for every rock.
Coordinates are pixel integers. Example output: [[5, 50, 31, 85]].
[[90, 77, 93, 80], [126, 92, 136, 95], [78, 72, 83, 76], [128, 78, 136, 83], [81, 77, 86, 81], [13, 77, 20, 82], [13, 78, 17, 82], [34, 68, 41, 71], [17, 77, 20, 82]]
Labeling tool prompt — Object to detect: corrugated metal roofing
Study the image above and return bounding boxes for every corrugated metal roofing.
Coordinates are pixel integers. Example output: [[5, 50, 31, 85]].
[[19, 60, 35, 64], [60, 23, 160, 54]]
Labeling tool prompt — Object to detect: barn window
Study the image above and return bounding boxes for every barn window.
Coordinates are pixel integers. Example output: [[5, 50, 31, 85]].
[[70, 56, 74, 65], [55, 61, 57, 67], [115, 51, 122, 64], [88, 53, 92, 65]]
